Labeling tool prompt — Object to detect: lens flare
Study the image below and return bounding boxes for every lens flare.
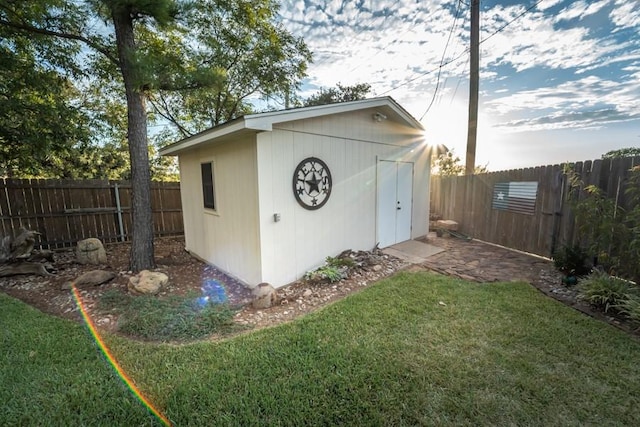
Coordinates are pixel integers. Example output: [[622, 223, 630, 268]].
[[71, 285, 172, 426], [196, 279, 227, 308]]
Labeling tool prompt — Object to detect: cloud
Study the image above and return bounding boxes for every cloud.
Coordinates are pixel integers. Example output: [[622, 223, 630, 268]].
[[494, 108, 639, 132], [610, 0, 640, 30], [485, 73, 640, 131], [554, 0, 611, 22], [536, 0, 564, 11], [277, 0, 640, 140]]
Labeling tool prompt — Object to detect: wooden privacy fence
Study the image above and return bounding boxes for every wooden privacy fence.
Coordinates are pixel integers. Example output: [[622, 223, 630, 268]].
[[430, 156, 640, 258], [0, 179, 183, 249]]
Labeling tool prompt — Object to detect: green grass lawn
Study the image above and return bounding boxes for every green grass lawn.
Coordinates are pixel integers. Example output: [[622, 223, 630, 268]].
[[3, 271, 640, 426]]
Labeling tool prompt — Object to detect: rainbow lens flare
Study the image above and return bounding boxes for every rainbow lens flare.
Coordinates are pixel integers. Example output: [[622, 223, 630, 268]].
[[71, 285, 172, 426]]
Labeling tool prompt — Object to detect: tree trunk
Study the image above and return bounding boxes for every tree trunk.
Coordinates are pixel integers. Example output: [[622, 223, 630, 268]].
[[111, 6, 155, 272]]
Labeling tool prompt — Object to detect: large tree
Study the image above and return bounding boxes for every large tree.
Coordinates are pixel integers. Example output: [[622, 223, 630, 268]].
[[145, 0, 311, 137], [0, 25, 90, 177], [602, 147, 640, 159], [0, 0, 309, 270], [432, 149, 488, 176], [302, 83, 372, 107]]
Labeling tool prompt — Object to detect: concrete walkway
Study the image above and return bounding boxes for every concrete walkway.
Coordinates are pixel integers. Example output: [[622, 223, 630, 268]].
[[382, 239, 444, 264]]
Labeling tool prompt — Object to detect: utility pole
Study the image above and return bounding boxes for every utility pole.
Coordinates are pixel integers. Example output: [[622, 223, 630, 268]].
[[466, 0, 480, 175]]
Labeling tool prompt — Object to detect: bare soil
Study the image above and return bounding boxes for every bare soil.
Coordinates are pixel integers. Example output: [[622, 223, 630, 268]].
[[0, 236, 405, 336], [1, 235, 636, 340]]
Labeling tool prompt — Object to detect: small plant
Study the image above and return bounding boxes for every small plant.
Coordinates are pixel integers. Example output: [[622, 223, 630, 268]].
[[553, 244, 591, 277], [304, 265, 344, 283], [304, 254, 353, 283], [326, 255, 355, 269], [578, 271, 638, 313]]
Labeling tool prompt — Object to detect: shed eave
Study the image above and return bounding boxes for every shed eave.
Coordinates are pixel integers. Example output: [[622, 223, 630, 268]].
[[159, 96, 424, 156], [159, 119, 252, 156], [244, 96, 424, 131]]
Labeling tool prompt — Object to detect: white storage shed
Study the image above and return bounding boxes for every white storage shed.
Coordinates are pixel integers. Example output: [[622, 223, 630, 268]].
[[160, 97, 433, 288]]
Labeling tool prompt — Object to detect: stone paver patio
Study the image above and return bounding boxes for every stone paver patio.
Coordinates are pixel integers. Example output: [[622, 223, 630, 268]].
[[385, 232, 558, 285]]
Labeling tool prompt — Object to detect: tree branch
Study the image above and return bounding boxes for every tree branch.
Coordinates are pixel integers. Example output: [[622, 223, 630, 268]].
[[0, 18, 119, 66], [147, 93, 192, 138]]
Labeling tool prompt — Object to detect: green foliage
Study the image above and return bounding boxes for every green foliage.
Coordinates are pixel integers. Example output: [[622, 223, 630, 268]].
[[618, 294, 640, 327], [305, 265, 344, 283], [99, 290, 242, 341], [302, 83, 372, 107], [601, 147, 640, 159], [432, 149, 488, 176], [326, 255, 356, 268], [564, 165, 640, 284], [0, 46, 92, 177], [305, 254, 354, 283], [147, 0, 312, 134], [0, 0, 310, 179], [552, 244, 591, 276], [577, 271, 638, 313]]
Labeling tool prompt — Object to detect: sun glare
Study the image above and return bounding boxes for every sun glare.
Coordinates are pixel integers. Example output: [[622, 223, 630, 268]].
[[421, 101, 504, 171]]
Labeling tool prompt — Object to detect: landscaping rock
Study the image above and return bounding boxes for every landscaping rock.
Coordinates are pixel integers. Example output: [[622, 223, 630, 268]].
[[74, 270, 116, 287], [436, 219, 459, 231], [252, 282, 277, 309], [128, 270, 169, 295], [76, 238, 107, 265]]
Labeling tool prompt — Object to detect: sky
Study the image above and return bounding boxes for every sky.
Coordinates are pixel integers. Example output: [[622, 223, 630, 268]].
[[275, 0, 640, 171]]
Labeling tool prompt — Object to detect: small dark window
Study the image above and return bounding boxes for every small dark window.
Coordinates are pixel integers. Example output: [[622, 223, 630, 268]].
[[201, 162, 216, 210]]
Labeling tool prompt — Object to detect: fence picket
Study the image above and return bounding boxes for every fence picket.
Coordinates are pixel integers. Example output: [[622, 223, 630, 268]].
[[430, 156, 640, 258], [0, 179, 183, 249]]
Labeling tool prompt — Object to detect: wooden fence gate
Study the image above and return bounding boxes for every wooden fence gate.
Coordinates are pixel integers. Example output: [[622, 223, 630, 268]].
[[0, 179, 183, 249], [430, 156, 640, 258]]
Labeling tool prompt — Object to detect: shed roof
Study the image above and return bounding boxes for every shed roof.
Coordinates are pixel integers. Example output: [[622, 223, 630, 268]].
[[159, 96, 424, 156]]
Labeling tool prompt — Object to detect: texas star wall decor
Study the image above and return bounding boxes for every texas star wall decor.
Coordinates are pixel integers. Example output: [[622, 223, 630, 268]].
[[292, 157, 332, 210]]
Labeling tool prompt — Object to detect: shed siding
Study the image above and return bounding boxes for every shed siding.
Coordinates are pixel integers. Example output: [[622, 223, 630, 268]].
[[257, 110, 429, 287], [178, 138, 261, 285], [275, 108, 413, 145]]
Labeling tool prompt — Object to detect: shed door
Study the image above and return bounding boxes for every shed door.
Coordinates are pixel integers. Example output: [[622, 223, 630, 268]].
[[377, 160, 413, 248]]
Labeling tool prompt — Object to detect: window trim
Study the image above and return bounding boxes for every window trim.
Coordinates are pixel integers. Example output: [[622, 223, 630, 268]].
[[201, 161, 216, 212]]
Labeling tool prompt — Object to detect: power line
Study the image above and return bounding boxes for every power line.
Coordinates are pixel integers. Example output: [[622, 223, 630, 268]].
[[378, 48, 468, 96], [381, 0, 546, 99], [420, 0, 463, 121], [480, 0, 546, 45]]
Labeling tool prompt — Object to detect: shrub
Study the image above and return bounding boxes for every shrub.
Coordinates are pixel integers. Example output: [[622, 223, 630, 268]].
[[619, 294, 640, 327], [553, 244, 591, 276], [564, 164, 640, 284], [578, 271, 638, 313]]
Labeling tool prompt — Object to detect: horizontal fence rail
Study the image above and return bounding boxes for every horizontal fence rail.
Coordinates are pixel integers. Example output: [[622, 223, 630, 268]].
[[0, 179, 183, 249], [430, 156, 640, 258]]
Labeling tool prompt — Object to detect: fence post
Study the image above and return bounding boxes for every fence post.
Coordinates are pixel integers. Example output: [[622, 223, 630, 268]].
[[114, 183, 125, 242]]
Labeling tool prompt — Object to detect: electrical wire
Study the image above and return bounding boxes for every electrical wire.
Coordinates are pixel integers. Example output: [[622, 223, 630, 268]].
[[381, 0, 546, 98], [480, 0, 546, 45], [420, 0, 463, 120]]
